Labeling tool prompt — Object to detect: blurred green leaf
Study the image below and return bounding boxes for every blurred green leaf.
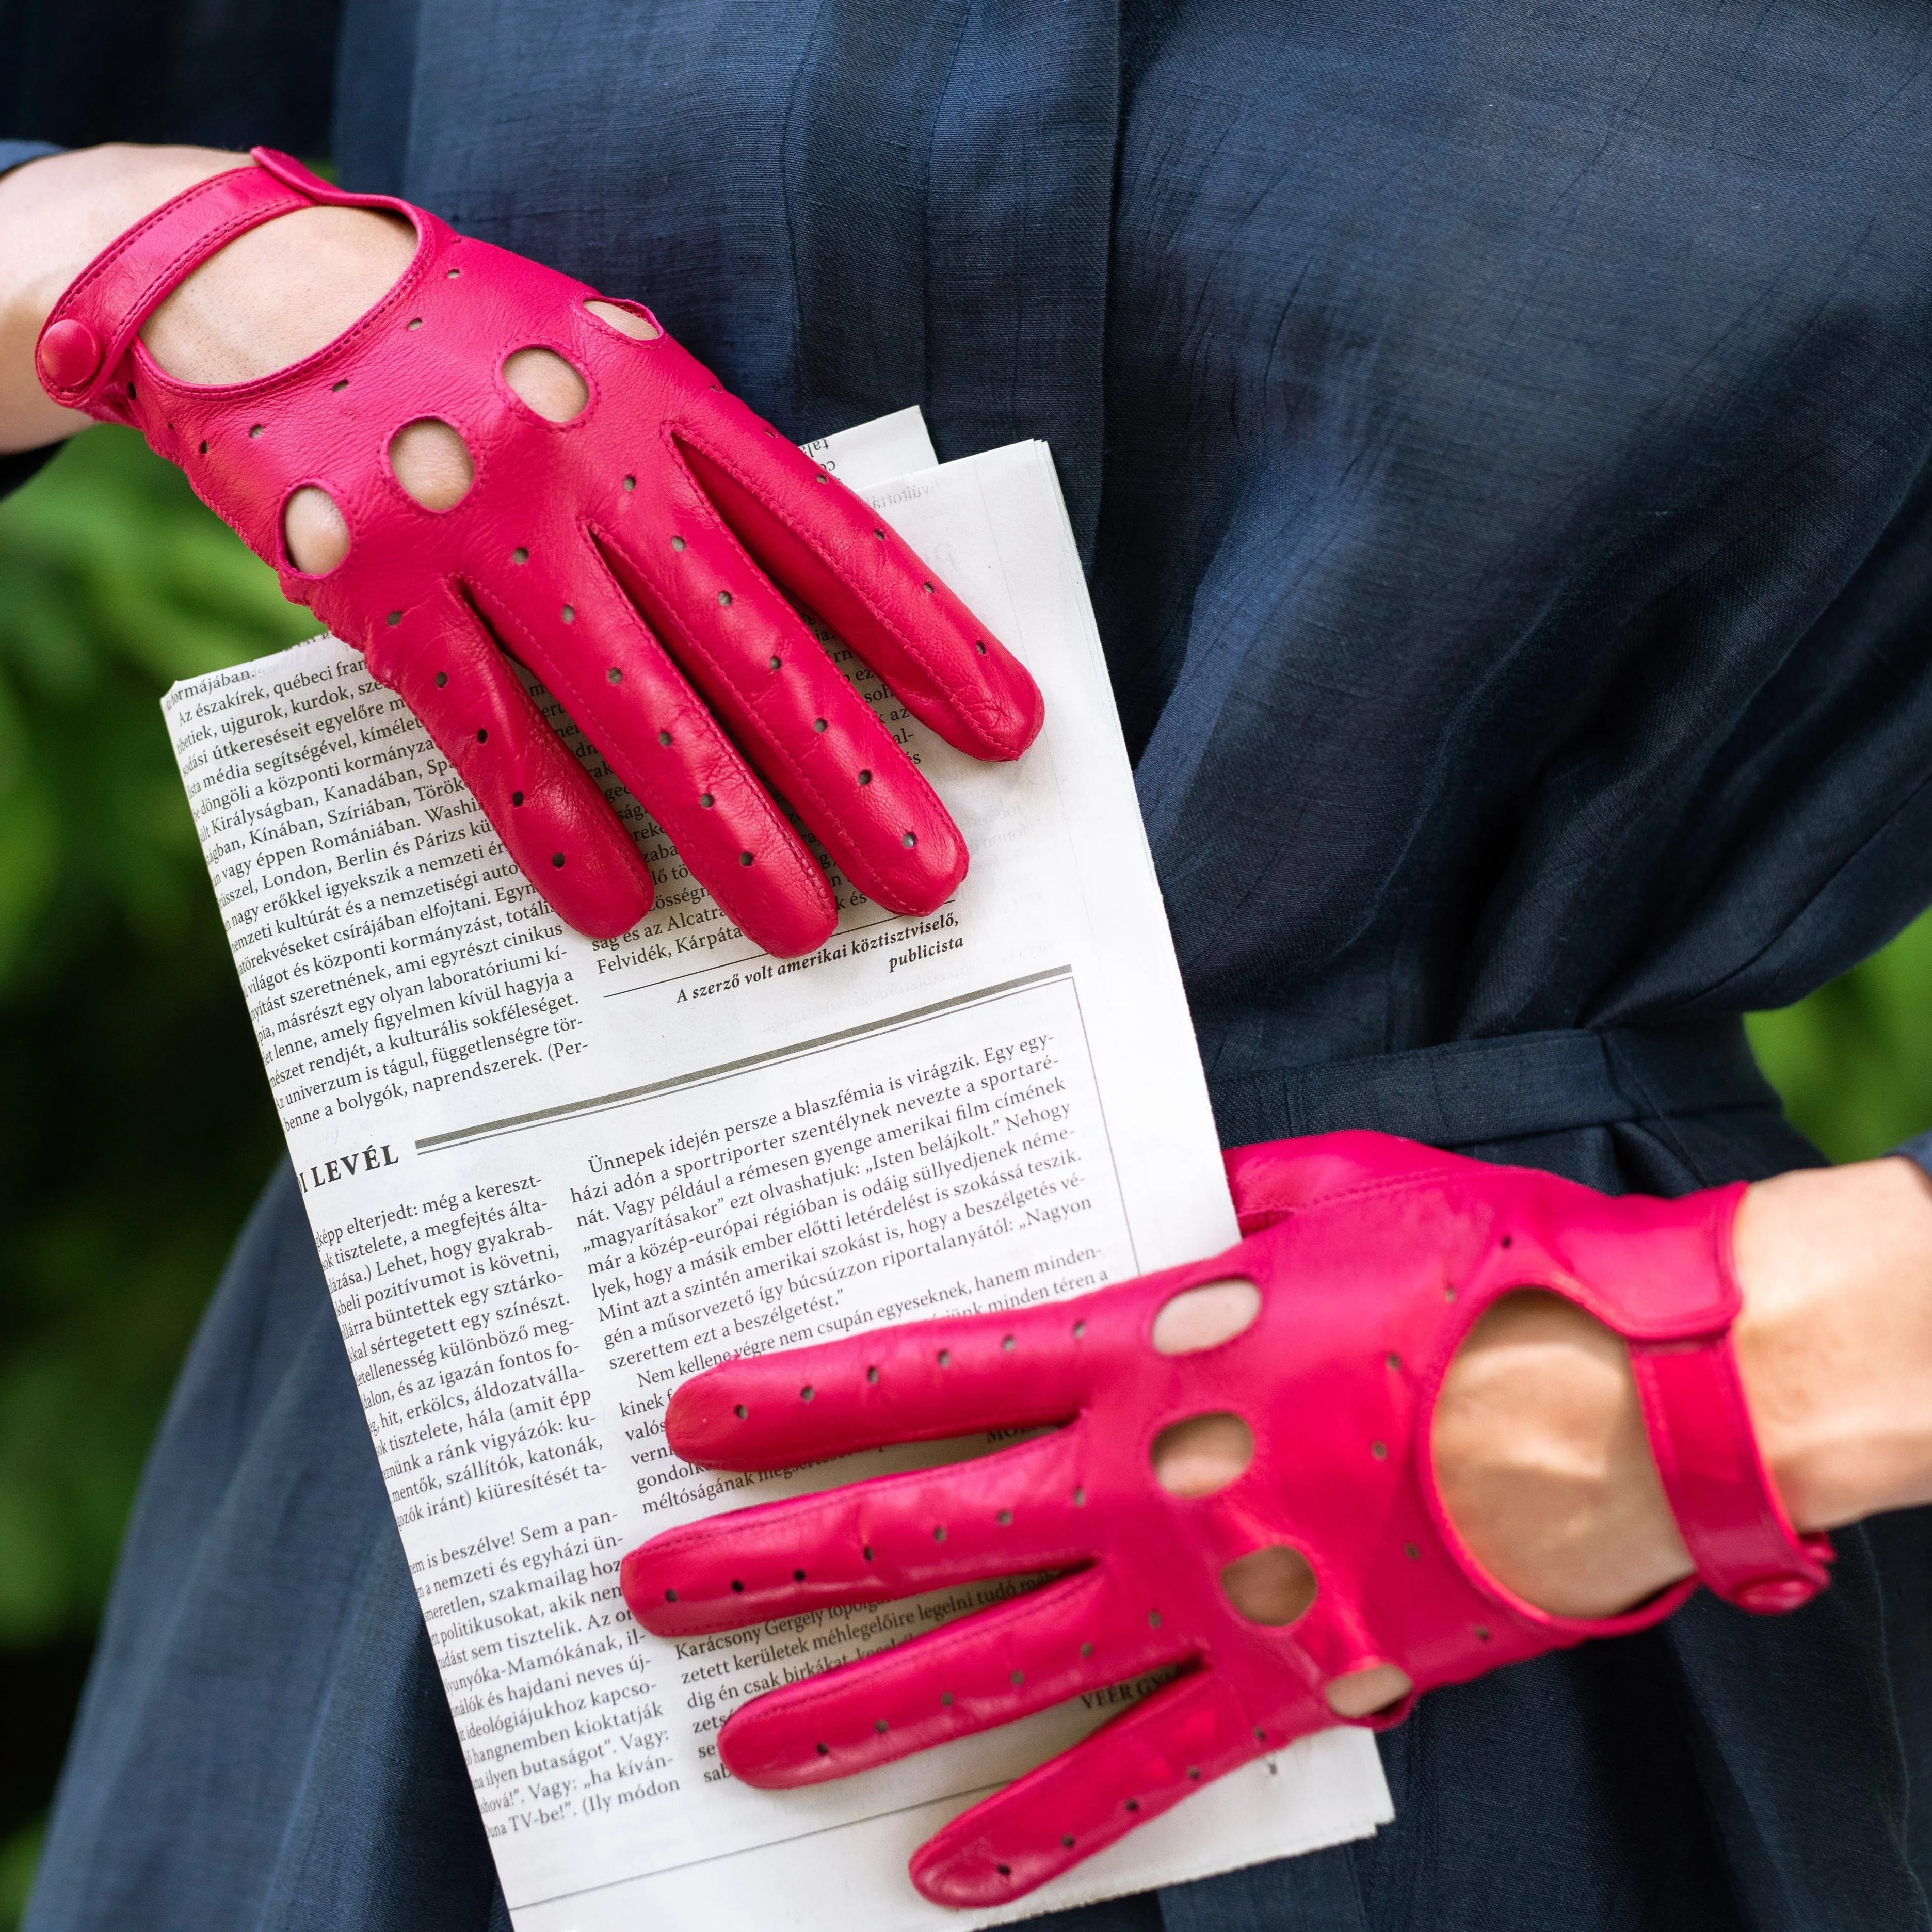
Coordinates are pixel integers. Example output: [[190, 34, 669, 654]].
[[0, 1820, 42, 1932], [1747, 908, 1932, 1163], [0, 429, 297, 1815]]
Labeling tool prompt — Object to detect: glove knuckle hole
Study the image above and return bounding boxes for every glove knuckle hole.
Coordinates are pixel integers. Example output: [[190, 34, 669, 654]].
[[1218, 1544, 1316, 1627], [390, 419, 475, 510], [585, 297, 662, 342], [1151, 1279, 1260, 1355], [503, 346, 589, 422], [1150, 1411, 1253, 1497], [1324, 1662, 1414, 1719], [282, 486, 349, 575]]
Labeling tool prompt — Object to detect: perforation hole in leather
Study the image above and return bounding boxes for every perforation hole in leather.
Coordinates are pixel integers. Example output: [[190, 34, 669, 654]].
[[1151, 1412, 1254, 1498], [283, 486, 349, 574], [1151, 1279, 1260, 1355], [902, 832, 917, 848], [1219, 1544, 1315, 1625], [390, 420, 474, 510], [858, 770, 873, 785], [511, 792, 524, 807], [585, 299, 662, 341], [607, 668, 622, 684]]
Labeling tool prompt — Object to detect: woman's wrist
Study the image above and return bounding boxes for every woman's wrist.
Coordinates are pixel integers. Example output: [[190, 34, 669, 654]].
[[0, 143, 245, 452], [1433, 1155, 1932, 1624], [1731, 1156, 1932, 1532], [0, 142, 416, 455]]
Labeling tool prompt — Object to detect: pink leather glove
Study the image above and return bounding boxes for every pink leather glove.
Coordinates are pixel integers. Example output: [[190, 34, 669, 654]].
[[620, 1130, 1829, 1907], [34, 149, 1042, 954]]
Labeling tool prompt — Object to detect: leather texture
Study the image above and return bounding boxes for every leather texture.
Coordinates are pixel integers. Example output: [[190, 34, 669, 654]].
[[35, 150, 1043, 952], [621, 1130, 1830, 1906]]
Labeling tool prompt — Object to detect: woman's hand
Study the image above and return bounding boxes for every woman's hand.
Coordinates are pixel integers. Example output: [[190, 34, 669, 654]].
[[618, 1131, 1857, 1906], [16, 147, 1042, 951]]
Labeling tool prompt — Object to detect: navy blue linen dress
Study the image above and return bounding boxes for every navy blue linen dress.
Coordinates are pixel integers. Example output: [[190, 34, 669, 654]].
[[9, 3, 1932, 1927]]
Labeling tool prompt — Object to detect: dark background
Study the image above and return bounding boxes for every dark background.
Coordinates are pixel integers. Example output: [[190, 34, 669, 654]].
[[0, 427, 1926, 1926]]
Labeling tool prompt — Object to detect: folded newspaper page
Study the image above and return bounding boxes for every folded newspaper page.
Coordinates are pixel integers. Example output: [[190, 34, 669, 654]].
[[162, 412, 1391, 1931]]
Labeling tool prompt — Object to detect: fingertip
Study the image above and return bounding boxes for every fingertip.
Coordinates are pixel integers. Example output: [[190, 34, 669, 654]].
[[618, 1539, 679, 1632], [975, 659, 1046, 762], [664, 1361, 746, 1462], [908, 1832, 1043, 1910], [553, 872, 653, 939], [716, 1704, 813, 1789], [868, 814, 968, 921]]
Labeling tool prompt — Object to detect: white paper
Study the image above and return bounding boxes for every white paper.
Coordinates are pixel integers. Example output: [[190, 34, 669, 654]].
[[162, 417, 1390, 1931]]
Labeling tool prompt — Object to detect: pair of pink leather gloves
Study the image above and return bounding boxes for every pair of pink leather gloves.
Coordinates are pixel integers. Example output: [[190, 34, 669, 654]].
[[42, 153, 1828, 1908]]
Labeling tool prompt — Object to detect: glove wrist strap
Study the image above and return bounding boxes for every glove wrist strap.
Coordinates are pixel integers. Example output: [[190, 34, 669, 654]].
[[1628, 1325, 1832, 1613], [34, 148, 396, 416]]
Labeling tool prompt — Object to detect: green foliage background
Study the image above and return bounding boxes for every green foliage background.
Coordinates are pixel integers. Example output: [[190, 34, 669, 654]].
[[0, 428, 1926, 1929]]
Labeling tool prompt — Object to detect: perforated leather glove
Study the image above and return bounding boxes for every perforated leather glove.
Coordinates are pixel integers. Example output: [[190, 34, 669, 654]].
[[620, 1131, 1830, 1907], [35, 148, 1042, 954]]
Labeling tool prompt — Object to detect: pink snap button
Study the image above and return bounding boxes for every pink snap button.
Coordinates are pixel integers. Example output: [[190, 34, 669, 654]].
[[37, 318, 104, 392]]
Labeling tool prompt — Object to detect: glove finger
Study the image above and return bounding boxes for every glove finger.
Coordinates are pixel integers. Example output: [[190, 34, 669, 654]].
[[675, 422, 1044, 762], [466, 539, 836, 957], [718, 1566, 1178, 1787], [908, 1667, 1270, 1908], [362, 580, 653, 938], [663, 1293, 1103, 1469], [590, 506, 967, 920], [624, 1428, 1088, 1636]]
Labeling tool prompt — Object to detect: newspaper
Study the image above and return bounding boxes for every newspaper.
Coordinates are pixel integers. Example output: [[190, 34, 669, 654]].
[[162, 411, 1391, 1931]]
